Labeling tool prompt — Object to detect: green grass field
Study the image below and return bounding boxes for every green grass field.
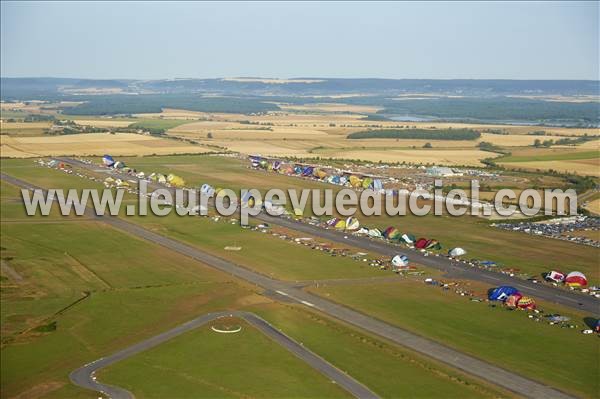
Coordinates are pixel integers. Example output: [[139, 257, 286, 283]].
[[500, 150, 599, 163], [129, 119, 195, 131], [309, 280, 600, 398], [101, 308, 508, 399], [252, 303, 511, 398], [100, 320, 351, 398], [0, 219, 241, 397], [0, 218, 507, 398]]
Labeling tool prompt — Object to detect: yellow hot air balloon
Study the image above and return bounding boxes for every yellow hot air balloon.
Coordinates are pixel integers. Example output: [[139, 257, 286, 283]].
[[166, 174, 186, 188], [349, 175, 362, 188]]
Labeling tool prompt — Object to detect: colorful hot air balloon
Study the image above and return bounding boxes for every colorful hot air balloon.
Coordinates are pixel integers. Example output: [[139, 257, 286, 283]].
[[349, 175, 362, 188], [102, 154, 115, 167], [488, 286, 520, 301], [334, 219, 347, 230], [316, 169, 328, 179], [302, 166, 314, 176], [391, 254, 409, 268], [345, 217, 360, 231], [505, 293, 523, 309], [166, 174, 185, 188], [383, 227, 400, 240], [517, 296, 536, 310], [326, 217, 339, 227], [564, 271, 587, 287]]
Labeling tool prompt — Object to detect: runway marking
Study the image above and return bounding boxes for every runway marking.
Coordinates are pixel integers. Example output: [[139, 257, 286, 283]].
[[301, 300, 316, 308], [275, 290, 289, 296]]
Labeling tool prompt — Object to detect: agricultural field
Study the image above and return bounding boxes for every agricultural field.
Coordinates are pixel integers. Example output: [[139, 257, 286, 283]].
[[73, 119, 136, 128], [0, 132, 216, 157], [0, 121, 52, 136], [498, 147, 600, 177], [128, 119, 197, 131], [277, 102, 383, 114], [3, 102, 597, 171]]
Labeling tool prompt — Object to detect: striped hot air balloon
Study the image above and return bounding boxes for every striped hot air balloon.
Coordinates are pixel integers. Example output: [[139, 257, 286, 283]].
[[505, 293, 522, 309], [383, 226, 400, 240], [517, 296, 536, 310], [564, 271, 587, 287], [345, 217, 360, 231]]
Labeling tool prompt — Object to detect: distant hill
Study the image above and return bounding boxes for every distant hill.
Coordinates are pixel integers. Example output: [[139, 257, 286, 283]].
[[2, 77, 599, 99], [1, 77, 597, 124]]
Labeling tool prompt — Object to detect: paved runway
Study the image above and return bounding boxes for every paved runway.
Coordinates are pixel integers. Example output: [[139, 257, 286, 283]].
[[2, 172, 577, 398], [69, 311, 378, 399]]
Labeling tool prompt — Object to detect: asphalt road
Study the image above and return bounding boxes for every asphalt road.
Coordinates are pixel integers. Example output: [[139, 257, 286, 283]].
[[2, 172, 577, 398], [57, 156, 600, 316], [69, 311, 378, 399]]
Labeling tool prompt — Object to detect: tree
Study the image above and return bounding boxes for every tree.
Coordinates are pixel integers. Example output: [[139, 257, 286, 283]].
[[423, 142, 432, 148]]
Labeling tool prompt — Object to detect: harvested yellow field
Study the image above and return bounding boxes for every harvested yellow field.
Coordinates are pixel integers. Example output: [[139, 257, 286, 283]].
[[146, 109, 597, 137], [1, 122, 52, 131], [584, 198, 600, 215], [134, 108, 205, 119], [315, 148, 489, 166], [74, 120, 134, 128], [0, 121, 52, 136], [576, 139, 600, 149], [201, 139, 309, 157], [0, 133, 215, 158], [170, 120, 244, 132], [501, 159, 600, 177], [278, 103, 382, 114]]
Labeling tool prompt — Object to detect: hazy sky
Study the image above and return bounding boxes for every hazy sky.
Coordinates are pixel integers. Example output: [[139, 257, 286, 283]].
[[1, 1, 598, 80]]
